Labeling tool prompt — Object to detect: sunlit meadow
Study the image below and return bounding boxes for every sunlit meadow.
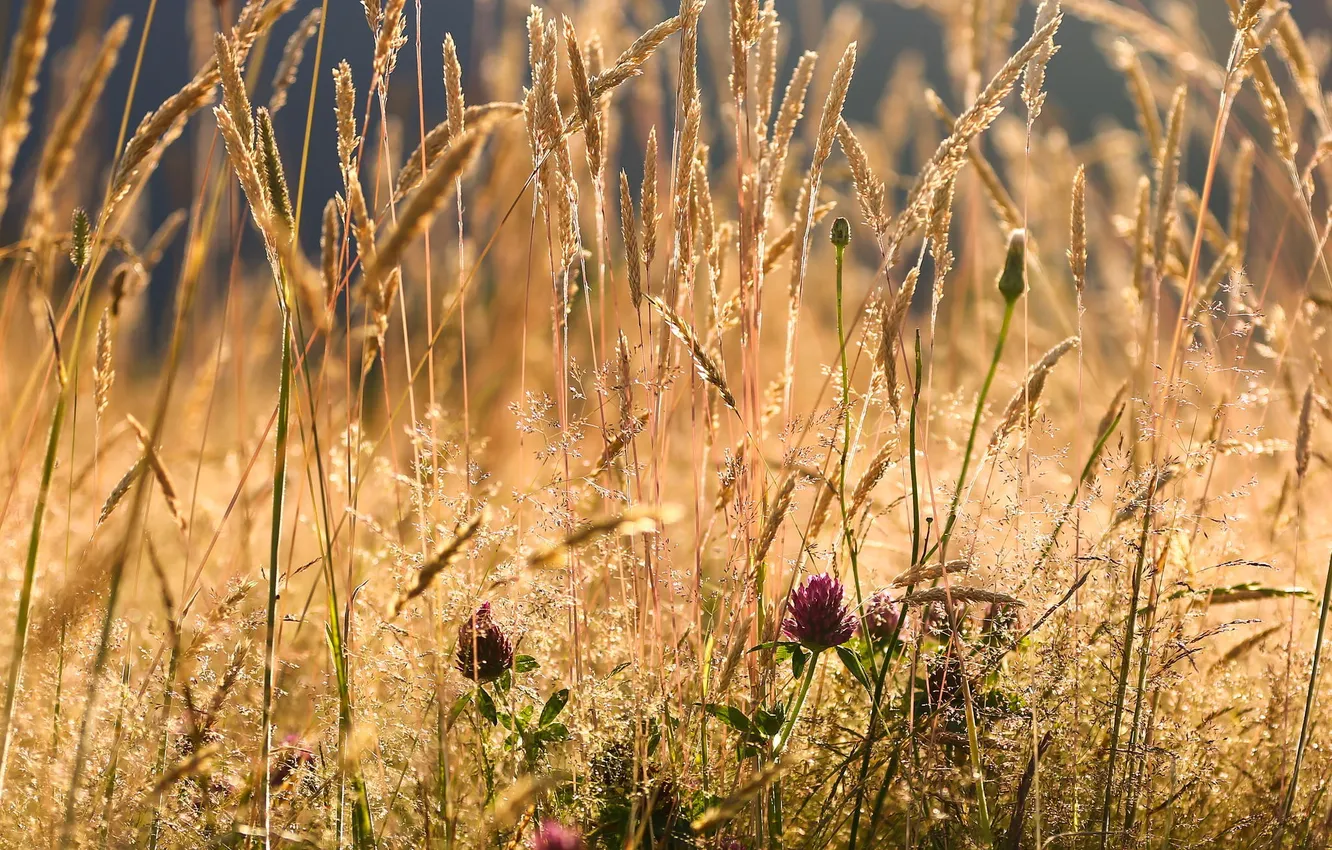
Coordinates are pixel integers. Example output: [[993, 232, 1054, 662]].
[[0, 0, 1327, 847]]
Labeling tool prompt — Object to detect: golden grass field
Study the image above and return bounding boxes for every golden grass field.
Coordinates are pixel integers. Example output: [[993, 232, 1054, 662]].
[[0, 0, 1330, 846]]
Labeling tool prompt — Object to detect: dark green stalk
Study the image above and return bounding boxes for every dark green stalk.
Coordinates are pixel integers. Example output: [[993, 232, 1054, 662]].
[[928, 230, 1026, 564], [1279, 553, 1332, 833]]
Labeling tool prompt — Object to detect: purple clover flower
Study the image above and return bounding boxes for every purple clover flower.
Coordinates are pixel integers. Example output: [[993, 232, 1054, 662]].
[[456, 602, 514, 683], [534, 819, 585, 850], [862, 588, 905, 644], [782, 573, 856, 650]]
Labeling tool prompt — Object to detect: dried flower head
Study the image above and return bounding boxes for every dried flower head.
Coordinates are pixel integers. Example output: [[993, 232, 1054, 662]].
[[862, 589, 904, 643], [783, 573, 856, 650]]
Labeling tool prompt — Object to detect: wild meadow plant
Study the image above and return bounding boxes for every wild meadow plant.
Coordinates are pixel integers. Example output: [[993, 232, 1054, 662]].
[[0, 0, 1330, 846]]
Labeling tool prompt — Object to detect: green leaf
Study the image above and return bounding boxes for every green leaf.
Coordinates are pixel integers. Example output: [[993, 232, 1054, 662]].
[[753, 705, 785, 737], [705, 704, 753, 736], [476, 687, 498, 726], [540, 722, 570, 742], [791, 645, 810, 679], [540, 688, 570, 727], [836, 645, 871, 692], [496, 670, 513, 694], [447, 691, 474, 728], [515, 654, 540, 673], [517, 704, 534, 730], [608, 661, 631, 678]]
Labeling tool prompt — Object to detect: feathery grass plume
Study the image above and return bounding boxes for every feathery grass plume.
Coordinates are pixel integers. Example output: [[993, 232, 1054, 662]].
[[1022, 0, 1061, 121], [645, 293, 737, 412], [849, 440, 900, 520], [753, 472, 801, 565], [1069, 165, 1087, 292], [880, 268, 920, 417], [761, 50, 816, 205], [395, 102, 521, 200], [392, 511, 487, 617], [126, 415, 187, 535], [1152, 85, 1186, 265], [563, 17, 601, 178], [1297, 382, 1314, 481], [1111, 39, 1162, 157], [443, 33, 465, 139], [215, 33, 255, 151], [93, 311, 113, 420], [268, 7, 322, 114], [619, 171, 642, 309], [903, 587, 1025, 607], [27, 16, 129, 228], [888, 12, 1061, 257], [69, 208, 90, 271], [838, 120, 887, 237], [528, 506, 677, 568], [642, 127, 659, 284], [0, 0, 55, 223], [988, 337, 1079, 451], [373, 0, 408, 89], [320, 198, 340, 298], [591, 14, 681, 98], [362, 125, 486, 288], [1130, 175, 1152, 302], [893, 559, 972, 588], [333, 60, 360, 172]]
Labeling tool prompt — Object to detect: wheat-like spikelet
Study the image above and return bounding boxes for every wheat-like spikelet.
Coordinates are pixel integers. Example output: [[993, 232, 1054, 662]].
[[754, 1, 779, 136], [1247, 53, 1295, 164], [97, 458, 143, 528], [363, 126, 487, 288], [753, 473, 800, 565], [529, 506, 675, 568], [215, 33, 255, 150], [642, 128, 659, 284], [563, 17, 601, 178], [837, 119, 886, 237], [27, 16, 129, 231], [925, 90, 1023, 234], [443, 33, 465, 140], [395, 102, 521, 200], [893, 559, 972, 588], [849, 439, 900, 520], [214, 106, 273, 241], [0, 0, 55, 223], [761, 51, 816, 205], [1297, 382, 1314, 481], [1152, 85, 1186, 265], [1272, 13, 1327, 134], [889, 13, 1061, 256], [1111, 39, 1162, 157], [645, 293, 737, 412], [1062, 0, 1222, 86], [373, 0, 408, 89], [126, 415, 187, 535], [255, 109, 293, 232], [93, 310, 114, 421], [903, 586, 1025, 607], [678, 0, 702, 118], [1229, 138, 1254, 249], [880, 268, 920, 417], [333, 60, 360, 172], [1069, 165, 1087, 292], [620, 171, 642, 309], [321, 198, 340, 299], [392, 511, 487, 617], [591, 15, 682, 98], [1129, 175, 1151, 302], [1022, 0, 1060, 121], [762, 201, 836, 274], [268, 8, 322, 114], [989, 337, 1079, 451]]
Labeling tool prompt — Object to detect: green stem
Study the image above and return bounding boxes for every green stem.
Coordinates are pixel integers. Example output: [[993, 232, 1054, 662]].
[[1279, 553, 1332, 833]]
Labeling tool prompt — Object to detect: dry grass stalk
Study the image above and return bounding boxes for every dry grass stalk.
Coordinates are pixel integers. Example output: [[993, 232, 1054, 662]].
[[395, 102, 521, 200], [126, 415, 187, 535], [97, 458, 143, 528], [761, 51, 816, 206], [620, 171, 642, 309], [1297, 382, 1314, 481], [989, 337, 1079, 451], [754, 473, 800, 565], [443, 33, 465, 140], [1130, 175, 1152, 301], [1112, 39, 1161, 156], [373, 0, 408, 88], [849, 440, 900, 520], [563, 18, 601, 178], [320, 198, 340, 298], [1152, 85, 1187, 265], [93, 311, 114, 420], [880, 268, 920, 417], [1247, 53, 1295, 165], [591, 15, 682, 98], [528, 506, 675, 568], [762, 202, 836, 274], [838, 120, 887, 237], [642, 128, 659, 284], [1022, 0, 1060, 121], [925, 90, 1023, 233]]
